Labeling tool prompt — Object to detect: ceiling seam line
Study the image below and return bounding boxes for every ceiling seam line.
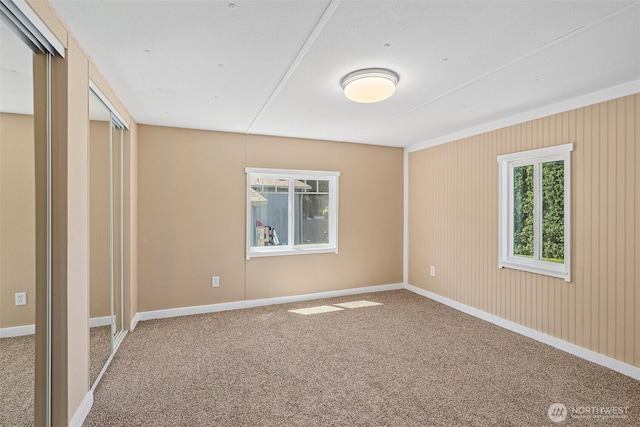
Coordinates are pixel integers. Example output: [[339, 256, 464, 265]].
[[382, 0, 640, 125], [406, 78, 640, 153], [244, 0, 341, 135]]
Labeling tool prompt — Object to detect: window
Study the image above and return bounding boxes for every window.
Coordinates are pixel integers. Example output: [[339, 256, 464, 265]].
[[497, 143, 572, 282], [246, 168, 339, 258]]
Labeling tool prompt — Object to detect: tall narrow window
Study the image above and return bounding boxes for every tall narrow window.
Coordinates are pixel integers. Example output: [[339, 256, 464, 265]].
[[246, 168, 339, 258], [498, 143, 572, 282]]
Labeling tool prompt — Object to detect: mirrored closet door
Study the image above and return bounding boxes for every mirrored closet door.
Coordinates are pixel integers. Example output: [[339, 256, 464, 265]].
[[0, 3, 56, 425], [89, 88, 127, 389]]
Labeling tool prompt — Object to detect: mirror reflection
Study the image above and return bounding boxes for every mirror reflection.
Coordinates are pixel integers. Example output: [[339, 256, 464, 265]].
[[111, 124, 124, 341], [89, 89, 112, 387], [89, 88, 127, 389], [0, 17, 48, 426]]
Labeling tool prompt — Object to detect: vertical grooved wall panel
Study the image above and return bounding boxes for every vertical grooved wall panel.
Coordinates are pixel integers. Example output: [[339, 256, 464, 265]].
[[408, 94, 639, 368]]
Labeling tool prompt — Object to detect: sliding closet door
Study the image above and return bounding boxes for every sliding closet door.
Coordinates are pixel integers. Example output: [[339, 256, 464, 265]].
[[0, 23, 38, 426], [88, 87, 127, 389], [88, 89, 111, 387], [111, 124, 124, 343], [0, 4, 55, 424]]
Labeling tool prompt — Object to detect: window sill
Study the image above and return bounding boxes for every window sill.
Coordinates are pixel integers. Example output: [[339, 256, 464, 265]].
[[499, 259, 570, 282], [247, 246, 338, 260]]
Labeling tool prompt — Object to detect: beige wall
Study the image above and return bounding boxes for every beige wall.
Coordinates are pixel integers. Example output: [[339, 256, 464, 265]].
[[0, 113, 36, 329], [137, 126, 404, 311], [408, 94, 639, 368], [0, 116, 113, 327], [63, 36, 90, 420], [126, 123, 138, 327]]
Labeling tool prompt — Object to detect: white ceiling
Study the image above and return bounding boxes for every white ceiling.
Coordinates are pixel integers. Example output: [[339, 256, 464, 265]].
[[0, 21, 34, 115], [29, 1, 640, 147]]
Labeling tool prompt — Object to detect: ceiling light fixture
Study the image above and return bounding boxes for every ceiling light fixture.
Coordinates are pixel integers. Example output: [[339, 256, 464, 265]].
[[341, 68, 399, 103]]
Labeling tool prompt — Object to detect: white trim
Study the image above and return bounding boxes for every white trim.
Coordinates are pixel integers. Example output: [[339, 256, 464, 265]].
[[246, 170, 251, 260], [245, 168, 340, 177], [45, 51, 53, 427], [406, 80, 640, 153], [498, 260, 568, 281], [89, 315, 114, 328], [130, 312, 140, 331], [248, 246, 338, 258], [497, 143, 573, 282], [246, 168, 339, 259], [496, 142, 574, 163], [135, 283, 403, 322], [404, 284, 640, 381], [0, 324, 35, 338], [12, 0, 65, 55], [89, 81, 130, 129], [69, 390, 93, 427], [113, 329, 127, 353], [3, 0, 65, 56]]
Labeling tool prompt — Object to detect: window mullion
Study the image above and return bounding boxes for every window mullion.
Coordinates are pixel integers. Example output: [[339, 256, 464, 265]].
[[329, 178, 335, 245], [563, 155, 571, 276], [288, 178, 294, 249], [507, 165, 515, 259], [533, 162, 542, 261]]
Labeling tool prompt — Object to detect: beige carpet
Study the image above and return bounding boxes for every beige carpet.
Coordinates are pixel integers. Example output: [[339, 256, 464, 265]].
[[85, 290, 639, 426], [90, 326, 113, 386], [0, 335, 34, 426], [0, 326, 113, 426]]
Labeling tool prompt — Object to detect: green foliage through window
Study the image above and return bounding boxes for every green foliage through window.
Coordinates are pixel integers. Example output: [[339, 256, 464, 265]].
[[512, 161, 564, 262], [498, 143, 571, 281], [513, 165, 533, 257], [542, 161, 564, 262]]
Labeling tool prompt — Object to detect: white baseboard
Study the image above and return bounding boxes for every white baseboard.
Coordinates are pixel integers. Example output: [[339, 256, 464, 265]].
[[132, 282, 638, 380], [130, 312, 140, 331], [2, 316, 113, 337], [90, 315, 114, 328], [404, 283, 640, 381], [135, 283, 404, 323], [0, 324, 35, 338], [69, 390, 93, 427]]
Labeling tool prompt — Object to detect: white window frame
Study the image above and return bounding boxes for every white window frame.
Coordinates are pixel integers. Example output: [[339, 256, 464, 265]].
[[245, 168, 339, 259], [497, 143, 573, 282]]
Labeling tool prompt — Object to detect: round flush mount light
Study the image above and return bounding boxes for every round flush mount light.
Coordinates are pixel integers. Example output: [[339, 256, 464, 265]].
[[341, 68, 399, 103]]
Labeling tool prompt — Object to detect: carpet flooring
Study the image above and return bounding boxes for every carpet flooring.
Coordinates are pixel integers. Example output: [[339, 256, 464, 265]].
[[85, 290, 639, 426], [0, 335, 33, 427], [0, 326, 112, 426], [90, 326, 114, 386]]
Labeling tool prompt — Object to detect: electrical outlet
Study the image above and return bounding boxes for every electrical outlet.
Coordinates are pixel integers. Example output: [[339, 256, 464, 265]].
[[212, 276, 220, 288], [15, 292, 27, 306], [429, 266, 436, 277]]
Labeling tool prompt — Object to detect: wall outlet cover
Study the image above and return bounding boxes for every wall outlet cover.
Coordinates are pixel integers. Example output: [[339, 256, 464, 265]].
[[15, 292, 27, 306]]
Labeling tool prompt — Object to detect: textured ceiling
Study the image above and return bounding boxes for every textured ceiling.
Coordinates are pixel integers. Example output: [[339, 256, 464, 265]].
[[0, 22, 34, 115], [13, 1, 640, 147]]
